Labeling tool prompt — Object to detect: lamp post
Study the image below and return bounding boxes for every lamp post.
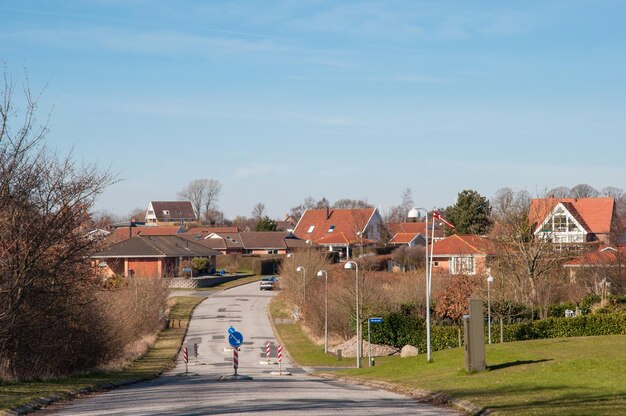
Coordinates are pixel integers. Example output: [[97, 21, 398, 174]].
[[344, 260, 361, 368], [316, 270, 329, 354], [296, 266, 306, 321], [407, 207, 432, 362], [487, 273, 494, 344]]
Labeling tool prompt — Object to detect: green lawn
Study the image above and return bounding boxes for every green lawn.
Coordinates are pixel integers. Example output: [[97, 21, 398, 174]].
[[333, 335, 626, 415], [0, 296, 203, 413], [269, 297, 626, 415]]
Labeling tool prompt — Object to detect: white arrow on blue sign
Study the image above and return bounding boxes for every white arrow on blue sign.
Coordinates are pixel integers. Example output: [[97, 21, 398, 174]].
[[228, 330, 244, 348], [368, 317, 383, 324]]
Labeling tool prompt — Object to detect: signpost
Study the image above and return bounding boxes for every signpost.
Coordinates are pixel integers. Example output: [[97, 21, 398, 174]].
[[182, 267, 193, 277], [367, 317, 383, 367], [227, 327, 244, 376], [266, 341, 271, 364], [183, 345, 188, 374]]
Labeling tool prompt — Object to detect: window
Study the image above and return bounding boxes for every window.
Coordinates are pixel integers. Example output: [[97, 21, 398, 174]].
[[451, 256, 475, 275], [147, 210, 154, 215], [328, 225, 335, 233], [433, 261, 439, 267], [163, 210, 170, 215], [306, 225, 315, 233]]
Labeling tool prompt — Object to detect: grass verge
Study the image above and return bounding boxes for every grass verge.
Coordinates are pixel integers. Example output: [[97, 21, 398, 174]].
[[0, 296, 203, 414], [332, 335, 626, 416], [269, 295, 626, 415], [269, 296, 356, 367]]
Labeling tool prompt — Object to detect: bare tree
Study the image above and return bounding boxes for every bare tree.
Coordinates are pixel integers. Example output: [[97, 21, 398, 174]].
[[289, 196, 317, 218], [570, 183, 599, 198], [252, 202, 266, 219], [127, 206, 147, 222], [0, 71, 117, 379], [384, 188, 414, 223], [547, 186, 571, 198], [332, 198, 372, 209], [178, 178, 222, 223], [489, 196, 571, 318]]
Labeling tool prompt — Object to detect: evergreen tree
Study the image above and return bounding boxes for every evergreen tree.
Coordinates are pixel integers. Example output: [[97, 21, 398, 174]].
[[445, 190, 492, 235], [255, 216, 278, 232]]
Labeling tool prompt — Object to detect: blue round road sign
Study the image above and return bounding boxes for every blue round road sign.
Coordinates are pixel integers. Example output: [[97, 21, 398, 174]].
[[228, 331, 244, 348], [228, 326, 236, 335]]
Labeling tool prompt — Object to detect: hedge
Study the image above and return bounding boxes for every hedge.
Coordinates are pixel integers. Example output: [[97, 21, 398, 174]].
[[369, 311, 626, 351]]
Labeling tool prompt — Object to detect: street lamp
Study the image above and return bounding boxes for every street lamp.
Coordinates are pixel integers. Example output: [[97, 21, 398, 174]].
[[487, 273, 495, 344], [296, 266, 306, 321], [316, 270, 329, 354], [407, 207, 432, 362], [344, 260, 361, 368]]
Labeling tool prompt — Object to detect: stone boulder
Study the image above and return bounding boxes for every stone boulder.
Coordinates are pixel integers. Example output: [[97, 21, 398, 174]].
[[400, 345, 419, 358]]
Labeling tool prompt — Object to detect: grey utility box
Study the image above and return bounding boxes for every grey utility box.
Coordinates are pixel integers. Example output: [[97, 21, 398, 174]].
[[463, 298, 486, 372]]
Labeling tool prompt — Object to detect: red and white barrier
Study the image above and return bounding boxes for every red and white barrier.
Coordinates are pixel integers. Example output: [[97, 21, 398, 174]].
[[266, 341, 271, 361], [278, 344, 283, 363]]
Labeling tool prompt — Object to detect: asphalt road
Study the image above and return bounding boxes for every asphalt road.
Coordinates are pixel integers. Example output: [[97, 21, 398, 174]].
[[41, 283, 460, 415]]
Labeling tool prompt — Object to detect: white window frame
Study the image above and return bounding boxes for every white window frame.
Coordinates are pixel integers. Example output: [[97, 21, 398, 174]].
[[450, 256, 475, 275], [306, 225, 315, 233]]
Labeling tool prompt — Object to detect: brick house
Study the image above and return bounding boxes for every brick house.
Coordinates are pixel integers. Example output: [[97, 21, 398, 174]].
[[431, 234, 494, 275], [92, 235, 220, 278]]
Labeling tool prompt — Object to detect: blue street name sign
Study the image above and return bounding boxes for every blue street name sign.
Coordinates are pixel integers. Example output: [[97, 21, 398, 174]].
[[369, 317, 383, 324], [228, 330, 244, 348], [182, 267, 192, 273]]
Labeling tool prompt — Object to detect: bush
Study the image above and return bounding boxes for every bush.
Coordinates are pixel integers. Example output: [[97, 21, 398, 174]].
[[548, 302, 577, 318], [369, 310, 626, 351], [580, 294, 601, 314], [191, 257, 212, 274]]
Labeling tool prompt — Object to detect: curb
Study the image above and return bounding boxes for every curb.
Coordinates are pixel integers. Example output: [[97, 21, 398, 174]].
[[5, 296, 207, 416], [314, 372, 488, 415]]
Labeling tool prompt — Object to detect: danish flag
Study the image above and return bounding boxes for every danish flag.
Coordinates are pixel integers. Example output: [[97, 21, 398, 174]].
[[433, 211, 455, 229]]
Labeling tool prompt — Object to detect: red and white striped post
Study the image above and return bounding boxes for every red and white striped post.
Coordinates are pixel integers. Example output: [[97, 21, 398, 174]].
[[183, 345, 188, 373], [277, 344, 283, 373], [233, 347, 239, 376], [266, 341, 271, 363]]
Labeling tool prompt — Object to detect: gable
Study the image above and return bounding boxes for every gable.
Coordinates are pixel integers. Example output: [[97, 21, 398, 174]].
[[293, 208, 378, 243], [530, 197, 614, 234]]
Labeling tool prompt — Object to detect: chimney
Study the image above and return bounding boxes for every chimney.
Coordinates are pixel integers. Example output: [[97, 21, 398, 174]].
[[326, 206, 330, 220]]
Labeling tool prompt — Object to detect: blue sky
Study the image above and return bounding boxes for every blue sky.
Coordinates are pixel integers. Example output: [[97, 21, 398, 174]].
[[1, 1, 625, 219]]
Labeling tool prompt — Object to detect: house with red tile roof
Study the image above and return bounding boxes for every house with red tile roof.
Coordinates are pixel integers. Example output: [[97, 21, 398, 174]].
[[431, 234, 495, 275], [389, 232, 425, 247], [387, 222, 444, 243], [530, 197, 617, 244], [106, 225, 185, 245], [292, 207, 384, 260], [145, 201, 197, 225], [563, 245, 626, 280]]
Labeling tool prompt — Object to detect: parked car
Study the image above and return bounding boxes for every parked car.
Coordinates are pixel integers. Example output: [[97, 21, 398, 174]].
[[260, 276, 279, 291]]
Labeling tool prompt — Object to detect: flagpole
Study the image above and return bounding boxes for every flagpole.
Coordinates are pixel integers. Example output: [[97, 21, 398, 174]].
[[425, 212, 430, 362], [427, 216, 436, 362]]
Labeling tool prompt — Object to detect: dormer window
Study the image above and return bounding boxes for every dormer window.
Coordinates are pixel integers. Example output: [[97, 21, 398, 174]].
[[328, 225, 335, 233], [307, 225, 315, 234], [163, 210, 170, 216]]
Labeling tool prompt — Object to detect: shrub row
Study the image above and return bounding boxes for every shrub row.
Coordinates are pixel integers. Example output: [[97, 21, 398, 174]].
[[369, 311, 626, 351]]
